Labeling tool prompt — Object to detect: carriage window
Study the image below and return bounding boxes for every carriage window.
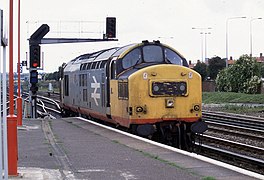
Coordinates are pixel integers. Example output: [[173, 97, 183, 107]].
[[165, 48, 183, 65], [122, 48, 142, 69], [143, 45, 163, 63]]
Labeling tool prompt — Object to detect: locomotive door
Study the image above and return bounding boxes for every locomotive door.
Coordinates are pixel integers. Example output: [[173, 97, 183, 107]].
[[105, 59, 116, 117]]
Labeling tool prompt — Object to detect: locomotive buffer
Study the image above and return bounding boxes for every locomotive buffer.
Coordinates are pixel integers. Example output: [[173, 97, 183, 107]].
[[28, 18, 117, 118]]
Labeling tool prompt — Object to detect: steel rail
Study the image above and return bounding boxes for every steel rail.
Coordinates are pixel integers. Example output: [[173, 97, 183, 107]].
[[202, 111, 264, 131], [195, 143, 264, 174]]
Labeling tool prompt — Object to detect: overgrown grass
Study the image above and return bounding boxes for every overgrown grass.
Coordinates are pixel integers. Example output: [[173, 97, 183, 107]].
[[203, 92, 264, 113], [203, 92, 264, 104], [221, 105, 264, 114]]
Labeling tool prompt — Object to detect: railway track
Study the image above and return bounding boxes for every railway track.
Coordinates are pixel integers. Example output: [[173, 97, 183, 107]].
[[22, 92, 61, 118], [199, 110, 264, 174], [203, 110, 264, 131]]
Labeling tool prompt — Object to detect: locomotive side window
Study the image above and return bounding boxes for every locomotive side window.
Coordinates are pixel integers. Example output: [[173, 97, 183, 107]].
[[64, 75, 69, 96], [165, 48, 183, 65], [122, 48, 142, 69], [143, 45, 163, 63]]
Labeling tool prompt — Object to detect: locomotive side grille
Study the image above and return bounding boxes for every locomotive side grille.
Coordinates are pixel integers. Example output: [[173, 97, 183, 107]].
[[118, 81, 128, 99], [151, 81, 187, 96]]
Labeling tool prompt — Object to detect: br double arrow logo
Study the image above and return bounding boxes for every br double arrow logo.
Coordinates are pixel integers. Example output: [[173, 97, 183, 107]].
[[91, 76, 100, 106]]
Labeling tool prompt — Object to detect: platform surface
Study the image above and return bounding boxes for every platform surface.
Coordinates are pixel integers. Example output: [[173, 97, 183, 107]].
[[10, 117, 260, 179]]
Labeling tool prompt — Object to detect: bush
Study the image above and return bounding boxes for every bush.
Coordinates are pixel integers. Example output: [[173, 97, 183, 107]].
[[216, 55, 261, 94]]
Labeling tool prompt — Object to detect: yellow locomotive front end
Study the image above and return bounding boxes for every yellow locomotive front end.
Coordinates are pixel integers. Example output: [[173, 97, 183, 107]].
[[128, 64, 202, 125]]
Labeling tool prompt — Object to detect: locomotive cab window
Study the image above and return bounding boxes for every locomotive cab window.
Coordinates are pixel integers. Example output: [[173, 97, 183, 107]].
[[143, 45, 163, 63], [122, 48, 142, 69], [165, 48, 183, 65]]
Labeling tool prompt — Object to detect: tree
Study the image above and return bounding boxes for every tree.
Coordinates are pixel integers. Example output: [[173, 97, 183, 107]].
[[216, 55, 261, 94], [44, 71, 59, 81], [207, 56, 226, 80], [259, 63, 264, 78], [193, 61, 207, 81]]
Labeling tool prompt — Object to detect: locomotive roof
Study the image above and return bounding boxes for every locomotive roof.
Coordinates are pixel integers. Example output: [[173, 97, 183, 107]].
[[70, 43, 137, 64], [64, 41, 186, 72]]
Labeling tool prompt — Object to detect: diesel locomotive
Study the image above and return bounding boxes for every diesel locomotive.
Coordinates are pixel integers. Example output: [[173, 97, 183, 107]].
[[60, 40, 207, 150]]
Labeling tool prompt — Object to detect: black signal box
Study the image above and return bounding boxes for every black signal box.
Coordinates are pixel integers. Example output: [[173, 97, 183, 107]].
[[106, 17, 116, 38], [30, 45, 41, 68]]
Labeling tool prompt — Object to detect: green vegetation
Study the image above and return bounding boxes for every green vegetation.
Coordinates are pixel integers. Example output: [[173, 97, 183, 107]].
[[216, 55, 261, 94], [203, 92, 264, 104], [193, 56, 226, 81], [203, 92, 264, 114], [202, 177, 216, 180], [221, 104, 264, 114]]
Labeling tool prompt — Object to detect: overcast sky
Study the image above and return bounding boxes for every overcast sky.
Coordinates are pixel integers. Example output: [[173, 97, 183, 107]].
[[1, 0, 264, 72]]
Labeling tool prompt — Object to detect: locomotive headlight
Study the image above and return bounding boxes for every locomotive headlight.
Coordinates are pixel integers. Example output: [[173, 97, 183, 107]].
[[153, 84, 160, 92], [179, 83, 186, 92], [165, 98, 174, 108]]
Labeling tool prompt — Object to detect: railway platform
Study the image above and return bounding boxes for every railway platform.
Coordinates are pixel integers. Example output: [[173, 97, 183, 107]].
[[10, 117, 262, 180]]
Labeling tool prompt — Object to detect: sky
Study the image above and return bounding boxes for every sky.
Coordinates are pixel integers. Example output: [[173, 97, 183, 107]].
[[0, 0, 264, 73]]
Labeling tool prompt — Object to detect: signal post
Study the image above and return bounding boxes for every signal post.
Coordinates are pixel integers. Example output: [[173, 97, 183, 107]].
[[29, 45, 41, 118], [29, 25, 49, 118]]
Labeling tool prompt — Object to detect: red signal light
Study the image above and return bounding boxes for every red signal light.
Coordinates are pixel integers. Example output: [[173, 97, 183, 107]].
[[32, 61, 38, 68]]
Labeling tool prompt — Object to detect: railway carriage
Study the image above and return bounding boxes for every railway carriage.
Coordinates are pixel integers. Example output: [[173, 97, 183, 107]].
[[60, 40, 207, 149]]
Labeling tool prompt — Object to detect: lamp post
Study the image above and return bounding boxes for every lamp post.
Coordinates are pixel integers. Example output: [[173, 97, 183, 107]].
[[250, 17, 262, 57], [17, 0, 23, 126], [225, 16, 246, 67], [192, 27, 212, 63], [204, 32, 211, 64]]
